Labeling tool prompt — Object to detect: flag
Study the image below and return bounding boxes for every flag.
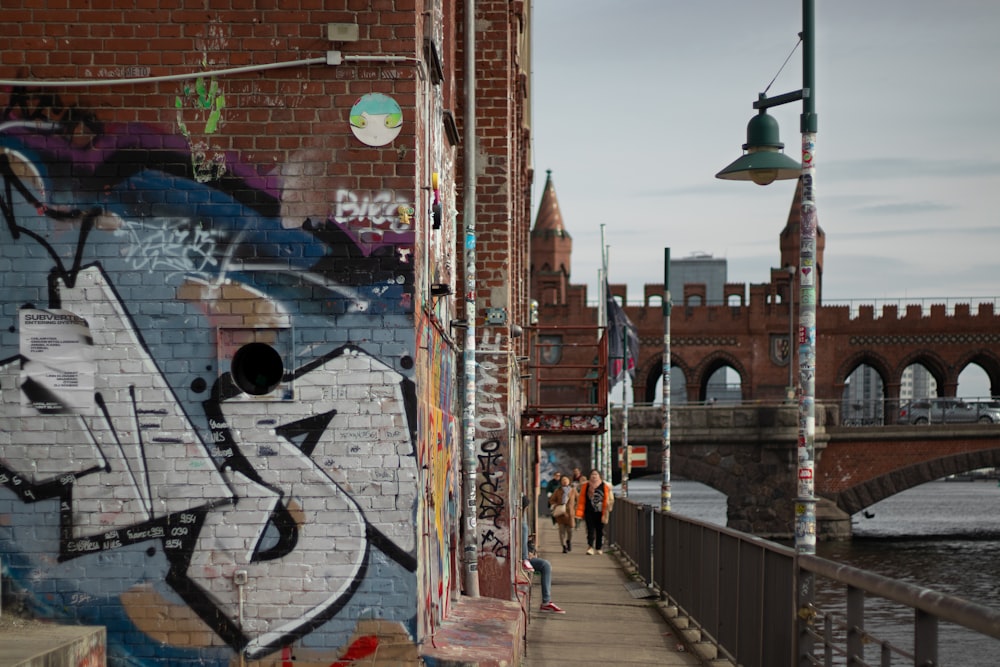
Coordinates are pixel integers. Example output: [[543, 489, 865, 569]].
[[606, 281, 639, 391]]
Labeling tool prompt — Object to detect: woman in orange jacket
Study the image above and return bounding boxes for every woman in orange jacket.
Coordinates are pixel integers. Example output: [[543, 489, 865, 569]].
[[575, 468, 614, 554]]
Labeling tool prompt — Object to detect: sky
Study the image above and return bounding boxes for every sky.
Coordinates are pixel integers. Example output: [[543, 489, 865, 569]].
[[529, 0, 1000, 306]]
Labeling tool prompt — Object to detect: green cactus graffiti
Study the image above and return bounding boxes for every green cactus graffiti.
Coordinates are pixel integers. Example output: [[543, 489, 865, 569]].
[[175, 77, 227, 183]]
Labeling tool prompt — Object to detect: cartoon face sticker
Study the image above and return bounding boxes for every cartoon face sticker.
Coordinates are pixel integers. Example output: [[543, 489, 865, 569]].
[[349, 93, 403, 146]]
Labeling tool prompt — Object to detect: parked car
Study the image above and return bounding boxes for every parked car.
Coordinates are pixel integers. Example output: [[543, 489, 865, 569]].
[[897, 398, 1000, 424]]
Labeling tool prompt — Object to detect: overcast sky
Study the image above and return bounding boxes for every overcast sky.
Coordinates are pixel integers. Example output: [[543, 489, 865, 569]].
[[529, 0, 1000, 305]]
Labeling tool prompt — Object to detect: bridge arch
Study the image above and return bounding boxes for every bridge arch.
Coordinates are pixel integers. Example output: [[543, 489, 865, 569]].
[[671, 456, 735, 506], [895, 350, 950, 395], [833, 447, 1000, 516], [695, 352, 748, 402], [641, 354, 694, 404], [954, 349, 1000, 397], [836, 351, 892, 389]]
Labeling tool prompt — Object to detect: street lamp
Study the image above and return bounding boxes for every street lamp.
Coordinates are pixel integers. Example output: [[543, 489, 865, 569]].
[[715, 108, 801, 186], [716, 0, 818, 555]]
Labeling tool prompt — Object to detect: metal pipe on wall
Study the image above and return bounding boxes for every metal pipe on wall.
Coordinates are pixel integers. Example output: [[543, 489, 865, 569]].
[[459, 0, 480, 597]]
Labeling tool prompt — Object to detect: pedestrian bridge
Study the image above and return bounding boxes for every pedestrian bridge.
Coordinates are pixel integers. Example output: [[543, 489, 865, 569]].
[[593, 404, 1000, 539]]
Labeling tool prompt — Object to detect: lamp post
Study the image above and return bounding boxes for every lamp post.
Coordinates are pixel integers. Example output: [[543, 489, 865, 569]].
[[716, 0, 817, 555], [661, 248, 672, 512]]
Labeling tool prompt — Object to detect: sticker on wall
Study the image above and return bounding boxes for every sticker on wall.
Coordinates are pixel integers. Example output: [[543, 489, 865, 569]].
[[19, 308, 95, 414], [349, 93, 403, 146]]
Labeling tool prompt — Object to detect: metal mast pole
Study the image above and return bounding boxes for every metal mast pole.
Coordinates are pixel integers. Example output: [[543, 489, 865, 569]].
[[661, 248, 672, 511], [621, 331, 629, 498], [597, 264, 607, 477], [600, 227, 611, 482], [795, 0, 818, 555]]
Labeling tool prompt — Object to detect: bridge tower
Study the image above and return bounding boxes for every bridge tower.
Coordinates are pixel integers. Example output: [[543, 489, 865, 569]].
[[530, 170, 573, 309]]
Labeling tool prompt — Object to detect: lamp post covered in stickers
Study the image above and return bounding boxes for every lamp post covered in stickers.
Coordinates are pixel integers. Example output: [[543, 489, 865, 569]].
[[716, 0, 818, 556]]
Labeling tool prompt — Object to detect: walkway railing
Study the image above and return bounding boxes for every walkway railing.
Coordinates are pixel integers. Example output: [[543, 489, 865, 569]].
[[609, 498, 1000, 666]]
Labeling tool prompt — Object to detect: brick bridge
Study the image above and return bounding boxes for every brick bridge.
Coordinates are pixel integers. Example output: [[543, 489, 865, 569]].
[[546, 404, 1000, 540], [530, 175, 1000, 409]]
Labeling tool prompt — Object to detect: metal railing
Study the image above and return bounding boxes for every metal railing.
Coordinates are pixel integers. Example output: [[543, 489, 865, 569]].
[[615, 396, 1000, 429], [609, 498, 1000, 666]]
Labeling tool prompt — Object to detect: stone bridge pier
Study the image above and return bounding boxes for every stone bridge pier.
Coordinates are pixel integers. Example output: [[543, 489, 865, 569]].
[[611, 404, 851, 541]]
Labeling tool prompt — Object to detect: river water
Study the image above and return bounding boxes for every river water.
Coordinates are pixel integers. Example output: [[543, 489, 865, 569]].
[[620, 476, 1000, 666]]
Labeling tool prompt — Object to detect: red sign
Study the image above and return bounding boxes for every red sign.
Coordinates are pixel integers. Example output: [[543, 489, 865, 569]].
[[618, 446, 648, 469]]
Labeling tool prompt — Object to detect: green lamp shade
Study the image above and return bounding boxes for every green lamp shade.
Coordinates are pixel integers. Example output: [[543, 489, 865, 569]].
[[716, 111, 802, 185]]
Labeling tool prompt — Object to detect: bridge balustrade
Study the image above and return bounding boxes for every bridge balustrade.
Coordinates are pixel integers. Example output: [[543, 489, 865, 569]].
[[609, 497, 1000, 667], [612, 396, 1000, 432]]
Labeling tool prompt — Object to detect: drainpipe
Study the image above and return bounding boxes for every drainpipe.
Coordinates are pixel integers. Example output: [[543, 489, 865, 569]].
[[460, 0, 480, 598]]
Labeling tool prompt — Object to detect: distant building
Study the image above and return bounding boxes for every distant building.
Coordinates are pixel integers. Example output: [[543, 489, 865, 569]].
[[842, 366, 885, 424], [671, 253, 728, 306], [900, 365, 937, 401]]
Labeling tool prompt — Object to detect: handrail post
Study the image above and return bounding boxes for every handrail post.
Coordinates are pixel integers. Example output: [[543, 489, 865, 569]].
[[914, 608, 938, 666], [846, 585, 864, 664], [795, 555, 815, 666]]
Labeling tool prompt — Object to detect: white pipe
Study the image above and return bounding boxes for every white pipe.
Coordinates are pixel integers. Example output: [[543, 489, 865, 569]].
[[0, 57, 327, 87], [0, 53, 422, 88]]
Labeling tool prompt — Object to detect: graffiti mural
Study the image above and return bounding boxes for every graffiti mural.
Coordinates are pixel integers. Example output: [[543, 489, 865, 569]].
[[474, 332, 510, 579], [0, 94, 421, 665], [414, 315, 459, 639]]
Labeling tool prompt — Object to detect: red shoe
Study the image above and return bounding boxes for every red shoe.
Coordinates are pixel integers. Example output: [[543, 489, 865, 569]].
[[522, 559, 534, 572], [539, 602, 565, 614]]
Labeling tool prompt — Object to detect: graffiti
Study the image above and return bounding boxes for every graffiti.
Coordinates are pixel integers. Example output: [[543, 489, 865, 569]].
[[175, 77, 227, 182], [118, 218, 221, 279], [0, 107, 420, 665], [521, 413, 604, 432], [474, 357, 506, 432], [331, 635, 380, 666], [479, 527, 509, 558], [415, 316, 458, 636], [477, 438, 505, 521], [2, 88, 99, 134], [474, 331, 509, 561], [333, 188, 413, 236]]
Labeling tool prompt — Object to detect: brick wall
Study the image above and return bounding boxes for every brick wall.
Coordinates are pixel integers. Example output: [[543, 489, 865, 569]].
[[0, 1, 504, 664], [535, 241, 1000, 407], [459, 0, 532, 601]]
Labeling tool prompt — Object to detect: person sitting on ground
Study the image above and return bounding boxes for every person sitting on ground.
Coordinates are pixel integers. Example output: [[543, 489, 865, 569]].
[[526, 533, 564, 614], [520, 495, 565, 614]]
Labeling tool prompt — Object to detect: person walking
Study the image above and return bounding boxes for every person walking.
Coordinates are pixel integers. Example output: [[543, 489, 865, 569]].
[[575, 468, 614, 555], [544, 471, 562, 497], [544, 471, 563, 524], [548, 475, 577, 552], [569, 467, 585, 529]]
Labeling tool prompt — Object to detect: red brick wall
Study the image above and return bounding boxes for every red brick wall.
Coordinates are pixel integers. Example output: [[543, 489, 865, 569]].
[[461, 0, 532, 601], [0, 1, 501, 664], [819, 436, 1000, 494], [536, 266, 1000, 407]]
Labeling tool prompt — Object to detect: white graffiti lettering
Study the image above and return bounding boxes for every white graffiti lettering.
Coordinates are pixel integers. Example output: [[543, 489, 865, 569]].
[[333, 189, 413, 238], [119, 218, 220, 280]]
